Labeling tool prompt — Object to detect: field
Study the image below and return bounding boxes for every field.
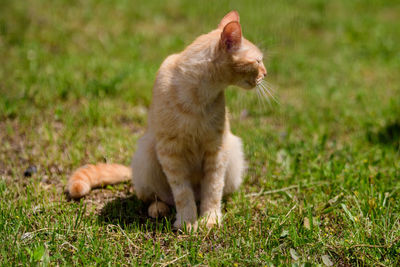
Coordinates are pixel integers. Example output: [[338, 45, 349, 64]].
[[1, 0, 400, 265]]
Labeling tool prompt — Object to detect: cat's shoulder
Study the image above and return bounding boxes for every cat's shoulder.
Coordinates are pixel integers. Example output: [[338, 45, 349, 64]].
[[160, 53, 180, 70]]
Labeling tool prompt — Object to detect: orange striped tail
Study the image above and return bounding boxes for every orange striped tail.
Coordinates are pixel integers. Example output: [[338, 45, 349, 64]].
[[67, 163, 131, 199]]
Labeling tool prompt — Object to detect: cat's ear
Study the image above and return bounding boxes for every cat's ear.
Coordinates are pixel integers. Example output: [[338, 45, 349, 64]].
[[220, 21, 242, 52], [218, 10, 240, 30]]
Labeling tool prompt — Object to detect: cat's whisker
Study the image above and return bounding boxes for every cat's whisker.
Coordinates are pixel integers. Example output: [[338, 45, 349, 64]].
[[262, 80, 278, 103], [264, 82, 278, 97], [255, 86, 265, 109], [262, 84, 279, 105], [255, 85, 263, 105], [257, 82, 279, 105], [265, 82, 279, 101], [256, 85, 271, 108], [261, 80, 277, 94], [264, 80, 275, 89], [256, 77, 264, 85]]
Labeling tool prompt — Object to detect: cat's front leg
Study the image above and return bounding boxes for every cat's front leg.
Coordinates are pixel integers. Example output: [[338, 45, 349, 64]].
[[200, 147, 228, 228], [156, 143, 197, 230], [170, 180, 198, 231]]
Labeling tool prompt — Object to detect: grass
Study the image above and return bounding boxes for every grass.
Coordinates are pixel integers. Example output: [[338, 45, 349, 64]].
[[1, 0, 400, 265]]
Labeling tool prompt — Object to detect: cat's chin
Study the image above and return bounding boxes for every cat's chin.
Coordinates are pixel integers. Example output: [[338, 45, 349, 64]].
[[237, 80, 256, 90]]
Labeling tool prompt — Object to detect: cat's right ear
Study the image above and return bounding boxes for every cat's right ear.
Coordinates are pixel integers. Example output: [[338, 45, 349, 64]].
[[220, 21, 242, 52], [218, 10, 240, 30]]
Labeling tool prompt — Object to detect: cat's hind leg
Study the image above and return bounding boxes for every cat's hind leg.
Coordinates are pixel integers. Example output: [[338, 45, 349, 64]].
[[131, 133, 173, 205], [223, 133, 245, 196], [148, 200, 170, 218]]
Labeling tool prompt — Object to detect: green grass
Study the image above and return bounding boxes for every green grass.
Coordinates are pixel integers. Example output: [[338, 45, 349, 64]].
[[1, 0, 400, 265]]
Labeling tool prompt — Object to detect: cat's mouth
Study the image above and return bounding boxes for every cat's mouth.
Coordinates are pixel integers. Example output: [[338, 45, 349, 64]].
[[244, 78, 263, 89], [245, 80, 254, 86], [244, 80, 256, 89], [239, 78, 261, 90], [256, 77, 264, 85]]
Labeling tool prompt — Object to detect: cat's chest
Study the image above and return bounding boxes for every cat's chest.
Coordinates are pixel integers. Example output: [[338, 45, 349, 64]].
[[179, 102, 225, 134], [173, 88, 226, 133], [177, 111, 224, 140]]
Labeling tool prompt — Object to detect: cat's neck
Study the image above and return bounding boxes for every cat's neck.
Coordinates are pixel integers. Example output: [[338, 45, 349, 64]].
[[174, 43, 228, 112]]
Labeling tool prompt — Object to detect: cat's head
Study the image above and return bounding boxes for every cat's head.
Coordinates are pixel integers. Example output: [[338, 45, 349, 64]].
[[218, 11, 267, 90]]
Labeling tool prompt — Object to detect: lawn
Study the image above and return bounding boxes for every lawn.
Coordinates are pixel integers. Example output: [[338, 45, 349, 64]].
[[1, 0, 400, 265]]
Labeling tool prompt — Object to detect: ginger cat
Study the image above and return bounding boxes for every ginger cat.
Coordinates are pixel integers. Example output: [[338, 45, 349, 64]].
[[68, 10, 267, 230]]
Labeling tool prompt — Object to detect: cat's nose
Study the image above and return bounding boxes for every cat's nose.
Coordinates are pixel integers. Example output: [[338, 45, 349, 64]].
[[260, 65, 267, 78], [259, 71, 266, 80], [262, 66, 267, 77]]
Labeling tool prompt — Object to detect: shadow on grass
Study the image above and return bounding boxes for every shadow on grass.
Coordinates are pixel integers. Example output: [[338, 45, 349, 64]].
[[97, 195, 174, 232], [367, 121, 400, 147]]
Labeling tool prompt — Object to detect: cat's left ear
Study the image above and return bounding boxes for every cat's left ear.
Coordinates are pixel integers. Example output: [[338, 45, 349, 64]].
[[220, 21, 242, 52]]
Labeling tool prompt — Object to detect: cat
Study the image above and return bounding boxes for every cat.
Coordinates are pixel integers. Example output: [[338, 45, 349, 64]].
[[68, 10, 267, 230]]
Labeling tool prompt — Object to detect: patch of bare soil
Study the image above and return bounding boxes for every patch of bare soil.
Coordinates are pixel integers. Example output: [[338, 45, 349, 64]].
[[77, 183, 134, 214]]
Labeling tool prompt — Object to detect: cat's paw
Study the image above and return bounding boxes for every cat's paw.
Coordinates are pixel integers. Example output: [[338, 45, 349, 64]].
[[148, 201, 170, 218], [173, 219, 198, 232], [201, 211, 222, 229]]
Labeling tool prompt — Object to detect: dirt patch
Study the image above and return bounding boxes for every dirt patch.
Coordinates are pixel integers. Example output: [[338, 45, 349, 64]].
[[76, 183, 134, 214]]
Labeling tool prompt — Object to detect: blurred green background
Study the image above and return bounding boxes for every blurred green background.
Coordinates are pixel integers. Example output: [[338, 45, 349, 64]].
[[1, 0, 400, 265]]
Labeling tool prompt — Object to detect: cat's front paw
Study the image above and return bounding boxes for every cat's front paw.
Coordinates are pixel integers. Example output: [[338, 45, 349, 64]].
[[173, 219, 198, 232], [201, 210, 222, 229]]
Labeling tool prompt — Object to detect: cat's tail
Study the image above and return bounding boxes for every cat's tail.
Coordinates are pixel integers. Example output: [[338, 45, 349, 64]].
[[67, 163, 131, 199]]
